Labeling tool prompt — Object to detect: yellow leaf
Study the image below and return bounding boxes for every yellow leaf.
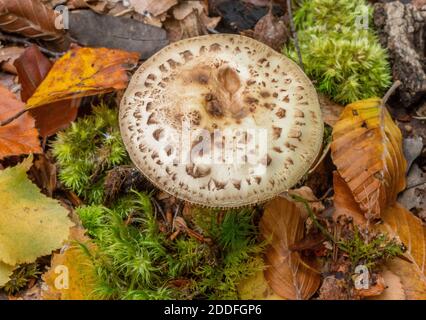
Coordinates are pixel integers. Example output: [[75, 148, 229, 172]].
[[42, 227, 97, 300], [260, 196, 321, 300], [0, 262, 14, 287], [331, 98, 406, 219], [238, 270, 285, 300], [0, 156, 74, 265], [26, 47, 140, 109]]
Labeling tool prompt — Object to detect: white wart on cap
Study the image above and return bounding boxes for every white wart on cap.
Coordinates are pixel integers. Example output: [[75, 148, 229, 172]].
[[120, 34, 323, 208]]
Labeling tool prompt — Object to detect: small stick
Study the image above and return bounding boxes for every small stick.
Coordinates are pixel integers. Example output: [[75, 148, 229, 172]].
[[0, 32, 64, 58], [381, 81, 401, 107], [286, 0, 304, 71]]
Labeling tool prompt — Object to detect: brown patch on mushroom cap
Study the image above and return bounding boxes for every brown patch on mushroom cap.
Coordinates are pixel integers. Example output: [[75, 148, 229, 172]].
[[120, 34, 323, 208]]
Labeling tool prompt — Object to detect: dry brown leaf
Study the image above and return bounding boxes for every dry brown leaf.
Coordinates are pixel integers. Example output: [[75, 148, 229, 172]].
[[380, 203, 426, 299], [130, 0, 178, 16], [331, 98, 407, 219], [318, 93, 345, 127], [333, 171, 367, 225], [0, 85, 42, 160], [369, 268, 406, 300], [42, 227, 97, 300], [0, 46, 25, 74], [26, 47, 140, 109], [15, 45, 80, 137], [253, 10, 289, 51], [0, 0, 66, 48], [260, 196, 321, 300]]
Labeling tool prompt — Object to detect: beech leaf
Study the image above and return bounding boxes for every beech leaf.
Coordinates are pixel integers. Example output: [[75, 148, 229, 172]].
[[331, 98, 407, 219], [26, 47, 140, 109], [14, 46, 80, 137], [260, 196, 321, 300]]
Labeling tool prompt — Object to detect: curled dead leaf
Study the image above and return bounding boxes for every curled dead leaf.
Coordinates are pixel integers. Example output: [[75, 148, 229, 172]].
[[260, 196, 321, 300]]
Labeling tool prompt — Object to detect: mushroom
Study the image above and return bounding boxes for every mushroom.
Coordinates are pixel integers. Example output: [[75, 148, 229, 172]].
[[120, 34, 323, 208]]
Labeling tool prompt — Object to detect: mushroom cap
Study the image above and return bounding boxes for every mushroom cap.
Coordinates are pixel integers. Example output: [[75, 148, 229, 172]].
[[120, 34, 323, 208]]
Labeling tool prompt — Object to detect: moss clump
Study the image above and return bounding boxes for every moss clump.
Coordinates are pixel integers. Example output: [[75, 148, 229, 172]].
[[52, 104, 129, 204], [76, 192, 264, 300], [286, 0, 391, 104], [2, 264, 41, 295]]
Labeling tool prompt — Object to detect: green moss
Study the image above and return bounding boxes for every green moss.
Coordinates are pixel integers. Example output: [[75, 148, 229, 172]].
[[286, 0, 391, 104], [76, 193, 264, 300], [2, 264, 41, 295], [52, 104, 129, 204]]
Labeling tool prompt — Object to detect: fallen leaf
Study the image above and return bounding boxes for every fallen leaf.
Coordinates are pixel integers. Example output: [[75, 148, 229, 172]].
[[14, 46, 79, 137], [0, 85, 42, 160], [260, 196, 321, 300], [369, 268, 406, 300], [42, 227, 97, 300], [0, 0, 67, 49], [0, 262, 14, 287], [26, 47, 140, 109], [28, 153, 57, 197], [0, 46, 25, 74], [380, 203, 426, 299], [253, 9, 289, 51], [333, 172, 367, 225], [318, 93, 345, 127], [130, 0, 178, 16], [0, 156, 74, 265], [331, 98, 407, 219]]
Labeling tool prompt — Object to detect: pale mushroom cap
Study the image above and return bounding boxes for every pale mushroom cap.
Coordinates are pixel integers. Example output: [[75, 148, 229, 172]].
[[120, 34, 323, 208]]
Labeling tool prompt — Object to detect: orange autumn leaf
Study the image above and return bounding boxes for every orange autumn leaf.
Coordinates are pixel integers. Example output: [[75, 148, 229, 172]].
[[26, 47, 140, 109], [333, 172, 426, 299], [0, 85, 41, 159], [42, 227, 97, 300], [260, 196, 321, 300], [331, 98, 406, 220]]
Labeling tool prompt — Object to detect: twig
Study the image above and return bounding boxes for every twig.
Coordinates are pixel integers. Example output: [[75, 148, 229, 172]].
[[413, 116, 426, 120], [0, 32, 64, 58], [286, 0, 304, 71], [381, 81, 401, 107], [151, 197, 167, 223], [0, 109, 29, 127]]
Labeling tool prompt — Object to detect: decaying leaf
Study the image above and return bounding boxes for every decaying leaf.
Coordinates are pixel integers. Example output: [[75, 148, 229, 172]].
[[26, 47, 140, 109], [333, 172, 367, 225], [260, 196, 321, 300], [0, 85, 42, 160], [380, 204, 426, 299], [331, 98, 407, 219], [253, 9, 289, 51], [0, 0, 67, 48], [14, 46, 79, 137], [0, 46, 25, 74], [369, 268, 406, 300], [0, 262, 14, 287], [130, 0, 178, 17], [318, 93, 345, 127], [0, 156, 74, 266], [42, 227, 97, 300]]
